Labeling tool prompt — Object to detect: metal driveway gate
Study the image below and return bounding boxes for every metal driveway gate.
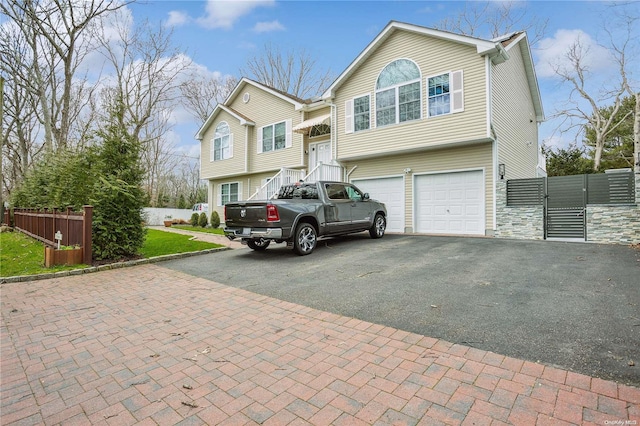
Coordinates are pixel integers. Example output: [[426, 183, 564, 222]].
[[545, 175, 586, 239]]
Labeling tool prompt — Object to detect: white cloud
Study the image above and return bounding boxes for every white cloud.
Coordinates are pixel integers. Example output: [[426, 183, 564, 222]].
[[535, 29, 611, 79], [196, 0, 275, 30], [252, 20, 284, 33], [166, 10, 190, 27]]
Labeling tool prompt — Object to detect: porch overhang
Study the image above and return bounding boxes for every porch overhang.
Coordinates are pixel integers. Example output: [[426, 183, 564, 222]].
[[292, 113, 331, 135]]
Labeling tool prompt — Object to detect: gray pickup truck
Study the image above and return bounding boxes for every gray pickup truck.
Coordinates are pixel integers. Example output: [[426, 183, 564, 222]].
[[224, 181, 387, 255]]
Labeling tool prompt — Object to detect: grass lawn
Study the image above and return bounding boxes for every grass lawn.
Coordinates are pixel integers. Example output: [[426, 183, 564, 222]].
[[0, 229, 224, 278], [172, 225, 224, 235], [139, 229, 223, 257], [0, 232, 87, 277]]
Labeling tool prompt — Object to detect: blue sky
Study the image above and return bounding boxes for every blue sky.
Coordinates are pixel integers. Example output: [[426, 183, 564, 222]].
[[125, 0, 640, 156]]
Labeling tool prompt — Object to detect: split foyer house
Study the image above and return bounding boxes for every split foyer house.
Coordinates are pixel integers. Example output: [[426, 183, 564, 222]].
[[196, 21, 545, 236]]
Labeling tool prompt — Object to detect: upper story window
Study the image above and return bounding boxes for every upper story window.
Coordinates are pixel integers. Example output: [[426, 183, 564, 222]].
[[428, 70, 465, 117], [212, 122, 232, 161], [375, 59, 421, 127], [258, 119, 292, 153], [354, 95, 370, 132]]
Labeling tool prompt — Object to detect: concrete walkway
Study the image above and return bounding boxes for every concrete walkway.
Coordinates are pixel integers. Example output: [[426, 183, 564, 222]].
[[1, 264, 638, 425]]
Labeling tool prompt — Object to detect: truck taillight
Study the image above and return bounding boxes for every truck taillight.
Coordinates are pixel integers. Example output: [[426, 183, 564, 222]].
[[266, 204, 280, 222], [224, 205, 227, 221]]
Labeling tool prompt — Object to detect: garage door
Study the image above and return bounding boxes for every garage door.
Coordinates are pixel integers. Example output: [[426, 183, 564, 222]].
[[353, 177, 404, 233], [415, 170, 484, 235]]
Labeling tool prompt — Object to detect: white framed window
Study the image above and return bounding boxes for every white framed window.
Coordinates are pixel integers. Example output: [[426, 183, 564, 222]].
[[258, 119, 292, 153], [427, 70, 464, 117], [375, 59, 421, 127], [212, 122, 233, 161], [218, 182, 241, 206], [353, 95, 370, 132]]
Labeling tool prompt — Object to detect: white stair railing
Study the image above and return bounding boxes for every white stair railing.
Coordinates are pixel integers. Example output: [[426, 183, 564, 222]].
[[303, 162, 344, 183], [247, 168, 305, 200]]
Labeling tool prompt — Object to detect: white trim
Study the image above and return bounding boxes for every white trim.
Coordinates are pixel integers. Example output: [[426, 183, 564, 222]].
[[196, 104, 254, 141], [374, 58, 422, 127], [425, 70, 464, 118], [412, 167, 486, 235], [258, 119, 292, 153], [486, 56, 492, 138], [351, 93, 371, 133], [217, 181, 242, 206]]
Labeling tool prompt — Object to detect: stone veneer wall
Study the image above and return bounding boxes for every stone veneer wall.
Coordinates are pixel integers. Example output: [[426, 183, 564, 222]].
[[585, 173, 640, 244], [495, 174, 640, 244], [494, 180, 544, 240]]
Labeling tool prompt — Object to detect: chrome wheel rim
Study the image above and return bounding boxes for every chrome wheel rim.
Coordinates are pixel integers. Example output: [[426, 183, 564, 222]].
[[375, 216, 386, 236], [298, 227, 316, 252]]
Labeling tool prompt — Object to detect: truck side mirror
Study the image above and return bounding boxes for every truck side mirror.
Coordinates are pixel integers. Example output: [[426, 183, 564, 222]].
[[363, 193, 370, 201]]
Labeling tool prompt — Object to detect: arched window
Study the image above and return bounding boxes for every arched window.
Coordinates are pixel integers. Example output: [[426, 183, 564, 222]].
[[375, 59, 421, 127], [213, 122, 232, 161]]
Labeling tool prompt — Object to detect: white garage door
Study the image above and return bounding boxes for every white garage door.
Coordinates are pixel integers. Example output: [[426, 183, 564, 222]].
[[353, 177, 404, 233], [415, 170, 484, 235]]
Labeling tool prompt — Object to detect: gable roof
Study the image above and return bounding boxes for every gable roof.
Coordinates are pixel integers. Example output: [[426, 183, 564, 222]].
[[196, 78, 310, 140], [321, 20, 543, 122], [322, 21, 508, 98]]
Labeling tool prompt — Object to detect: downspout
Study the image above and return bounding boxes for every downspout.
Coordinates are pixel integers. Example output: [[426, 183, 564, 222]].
[[244, 126, 249, 173], [487, 54, 498, 234]]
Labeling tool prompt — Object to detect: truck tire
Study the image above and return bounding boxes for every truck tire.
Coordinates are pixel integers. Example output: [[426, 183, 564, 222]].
[[369, 213, 386, 239], [247, 239, 270, 251], [293, 223, 317, 255]]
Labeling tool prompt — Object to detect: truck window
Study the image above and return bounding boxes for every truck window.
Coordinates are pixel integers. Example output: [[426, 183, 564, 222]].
[[278, 184, 319, 199], [325, 184, 349, 200], [346, 185, 364, 201]]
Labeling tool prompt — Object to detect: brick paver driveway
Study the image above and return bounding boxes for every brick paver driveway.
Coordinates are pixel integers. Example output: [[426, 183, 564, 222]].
[[1, 263, 638, 425]]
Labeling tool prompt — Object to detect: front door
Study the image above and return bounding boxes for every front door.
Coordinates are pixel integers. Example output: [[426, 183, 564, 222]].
[[309, 141, 331, 167]]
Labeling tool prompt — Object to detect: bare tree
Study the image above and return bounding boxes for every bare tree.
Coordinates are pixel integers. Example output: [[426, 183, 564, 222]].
[[0, 0, 129, 151], [435, 1, 548, 44], [551, 3, 639, 171], [180, 73, 237, 122], [240, 43, 333, 98], [95, 16, 192, 205], [607, 7, 640, 173]]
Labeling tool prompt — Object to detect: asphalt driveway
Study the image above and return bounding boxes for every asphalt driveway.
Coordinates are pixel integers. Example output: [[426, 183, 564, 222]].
[[162, 234, 640, 386]]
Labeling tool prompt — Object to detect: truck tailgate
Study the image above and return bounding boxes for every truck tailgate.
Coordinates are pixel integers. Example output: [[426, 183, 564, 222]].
[[225, 203, 269, 226]]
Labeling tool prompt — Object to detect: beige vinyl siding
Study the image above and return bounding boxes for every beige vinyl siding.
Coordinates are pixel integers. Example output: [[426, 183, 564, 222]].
[[345, 143, 494, 232], [228, 84, 304, 173], [200, 110, 247, 179], [492, 41, 539, 179], [334, 30, 488, 160]]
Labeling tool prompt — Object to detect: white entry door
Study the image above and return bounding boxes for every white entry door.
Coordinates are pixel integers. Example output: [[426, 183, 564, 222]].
[[309, 141, 331, 167], [414, 170, 484, 235]]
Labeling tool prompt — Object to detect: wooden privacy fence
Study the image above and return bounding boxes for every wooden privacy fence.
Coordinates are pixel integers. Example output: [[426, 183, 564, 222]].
[[5, 206, 93, 265]]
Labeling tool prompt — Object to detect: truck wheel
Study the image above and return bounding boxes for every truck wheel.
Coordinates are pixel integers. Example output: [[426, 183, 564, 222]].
[[369, 213, 386, 239], [247, 239, 271, 251], [293, 223, 317, 255]]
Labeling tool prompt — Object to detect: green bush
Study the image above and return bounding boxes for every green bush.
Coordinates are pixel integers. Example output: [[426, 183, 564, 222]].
[[210, 211, 221, 228], [191, 212, 200, 227], [198, 212, 208, 227], [90, 101, 146, 260]]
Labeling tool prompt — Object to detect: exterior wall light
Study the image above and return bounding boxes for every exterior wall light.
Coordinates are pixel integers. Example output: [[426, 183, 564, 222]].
[[499, 163, 506, 180]]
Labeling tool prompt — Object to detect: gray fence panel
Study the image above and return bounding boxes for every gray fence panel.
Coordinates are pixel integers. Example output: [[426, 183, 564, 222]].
[[547, 175, 586, 209], [506, 178, 545, 206], [587, 172, 634, 204]]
